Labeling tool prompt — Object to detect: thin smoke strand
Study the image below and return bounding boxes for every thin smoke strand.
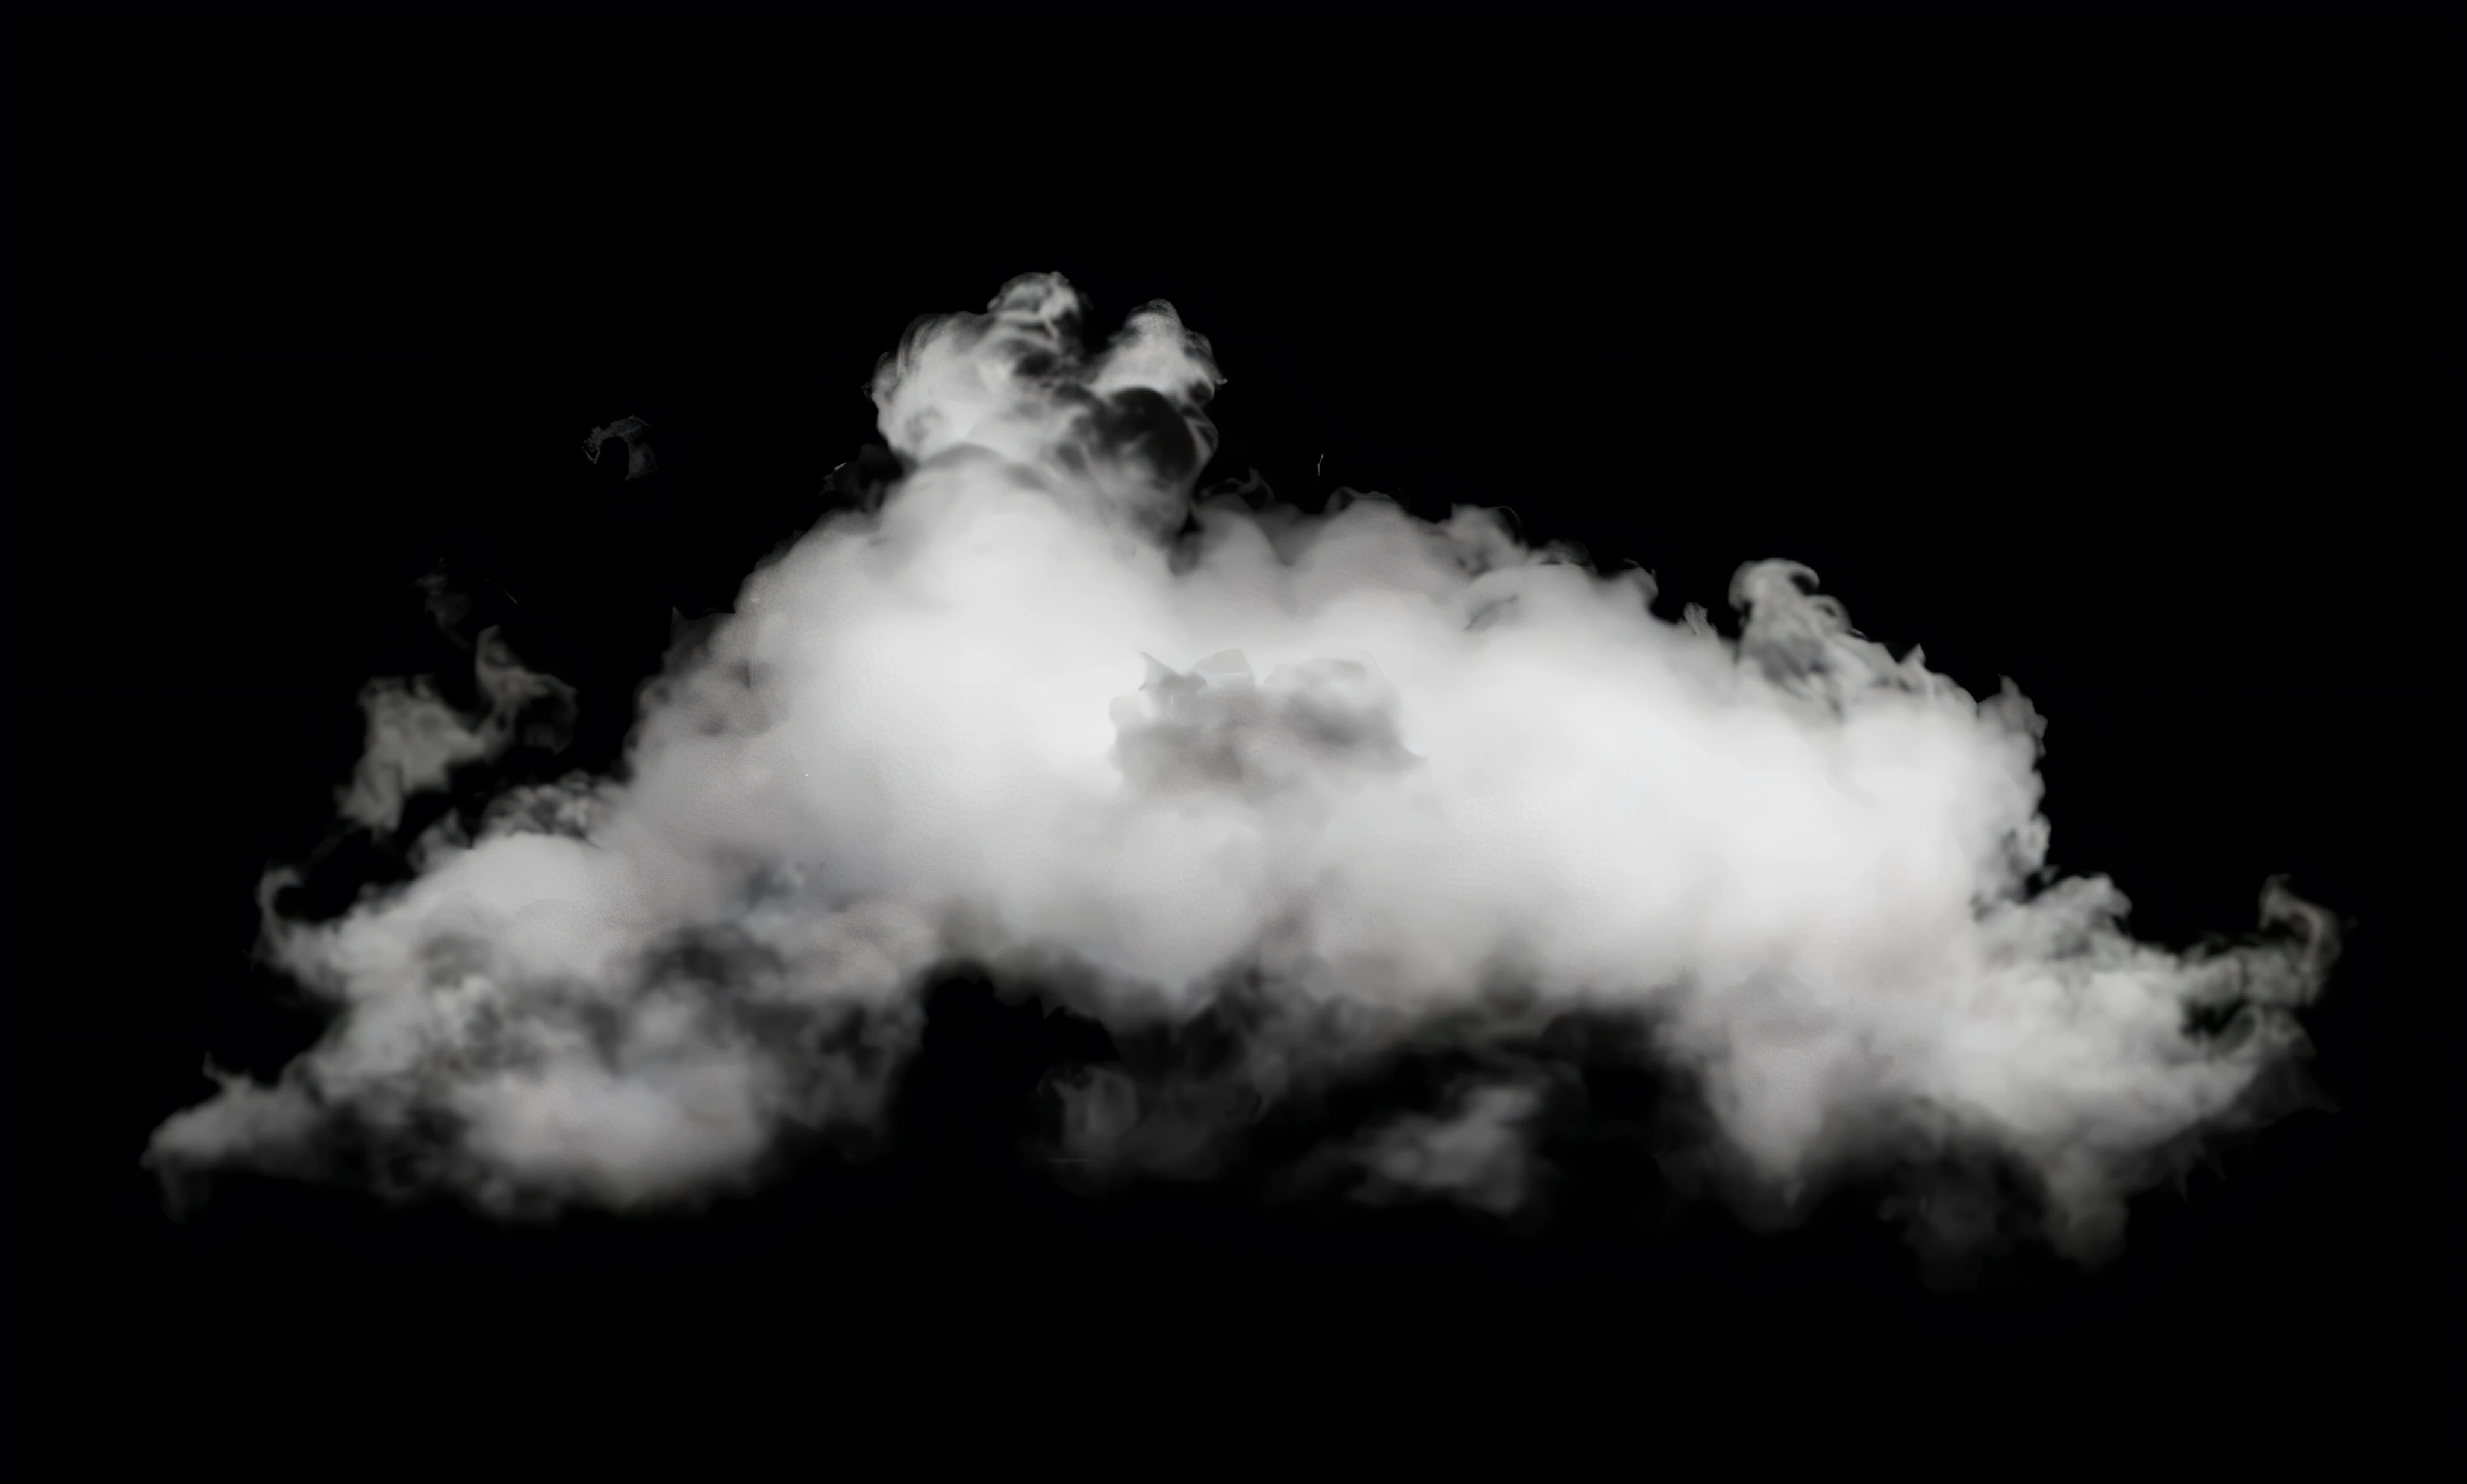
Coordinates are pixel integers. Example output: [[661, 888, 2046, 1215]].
[[149, 273, 2338, 1260]]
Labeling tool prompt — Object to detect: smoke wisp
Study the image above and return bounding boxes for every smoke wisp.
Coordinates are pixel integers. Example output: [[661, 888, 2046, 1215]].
[[151, 275, 2338, 1260]]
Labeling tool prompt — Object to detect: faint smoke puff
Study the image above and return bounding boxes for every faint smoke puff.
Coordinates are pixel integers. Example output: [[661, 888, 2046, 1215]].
[[584, 415, 657, 480]]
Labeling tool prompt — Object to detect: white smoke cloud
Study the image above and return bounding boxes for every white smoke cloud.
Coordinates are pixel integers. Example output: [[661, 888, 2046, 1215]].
[[149, 273, 2337, 1259]]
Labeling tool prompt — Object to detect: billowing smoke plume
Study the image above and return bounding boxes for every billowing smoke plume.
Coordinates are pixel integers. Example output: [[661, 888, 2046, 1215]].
[[151, 275, 2337, 1260]]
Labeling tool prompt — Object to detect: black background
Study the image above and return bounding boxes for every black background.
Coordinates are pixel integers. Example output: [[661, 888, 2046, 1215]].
[[7, 2, 2457, 1461]]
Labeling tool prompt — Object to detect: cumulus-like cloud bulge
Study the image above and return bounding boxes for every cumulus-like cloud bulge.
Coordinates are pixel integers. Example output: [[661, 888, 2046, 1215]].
[[151, 274, 2338, 1259]]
